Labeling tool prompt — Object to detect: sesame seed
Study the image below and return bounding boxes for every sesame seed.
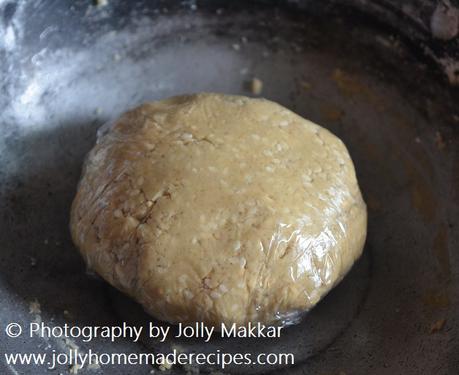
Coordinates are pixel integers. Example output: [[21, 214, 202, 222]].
[[179, 275, 187, 283], [203, 277, 212, 288], [129, 189, 140, 196], [279, 120, 289, 127], [184, 290, 194, 300], [315, 136, 324, 145], [210, 291, 221, 299], [125, 216, 139, 227], [248, 207, 258, 216], [152, 190, 164, 201], [153, 113, 166, 123], [303, 174, 312, 183], [244, 175, 253, 183], [219, 284, 228, 293], [181, 133, 193, 141]]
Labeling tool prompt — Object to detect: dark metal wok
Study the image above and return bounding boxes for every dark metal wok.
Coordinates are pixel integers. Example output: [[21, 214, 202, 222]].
[[1, 0, 458, 374]]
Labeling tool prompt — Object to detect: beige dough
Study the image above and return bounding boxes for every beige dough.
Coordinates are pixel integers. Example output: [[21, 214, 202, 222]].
[[70, 93, 367, 327]]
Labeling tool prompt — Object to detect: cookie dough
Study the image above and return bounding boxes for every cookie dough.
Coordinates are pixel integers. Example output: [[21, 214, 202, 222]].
[[70, 93, 367, 327]]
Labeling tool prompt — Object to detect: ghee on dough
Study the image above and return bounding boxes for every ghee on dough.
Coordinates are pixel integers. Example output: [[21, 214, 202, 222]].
[[70, 93, 367, 327]]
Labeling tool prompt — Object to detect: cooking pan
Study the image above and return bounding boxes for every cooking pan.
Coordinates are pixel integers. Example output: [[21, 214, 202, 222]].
[[1, 0, 458, 374]]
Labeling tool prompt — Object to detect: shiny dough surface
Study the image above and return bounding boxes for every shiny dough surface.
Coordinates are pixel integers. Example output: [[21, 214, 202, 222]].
[[70, 93, 367, 327]]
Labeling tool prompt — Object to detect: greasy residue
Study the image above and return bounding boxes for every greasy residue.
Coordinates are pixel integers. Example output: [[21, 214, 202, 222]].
[[403, 158, 437, 222], [433, 223, 451, 281], [331, 68, 385, 111], [422, 289, 450, 309]]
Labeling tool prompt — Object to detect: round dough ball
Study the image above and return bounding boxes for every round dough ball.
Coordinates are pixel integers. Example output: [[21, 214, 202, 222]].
[[70, 93, 367, 327]]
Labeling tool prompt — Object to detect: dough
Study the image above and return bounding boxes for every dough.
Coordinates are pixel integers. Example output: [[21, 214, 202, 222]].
[[70, 93, 367, 327]]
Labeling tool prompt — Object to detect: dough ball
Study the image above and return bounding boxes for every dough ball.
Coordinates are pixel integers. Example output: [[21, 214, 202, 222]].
[[70, 93, 367, 327]]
